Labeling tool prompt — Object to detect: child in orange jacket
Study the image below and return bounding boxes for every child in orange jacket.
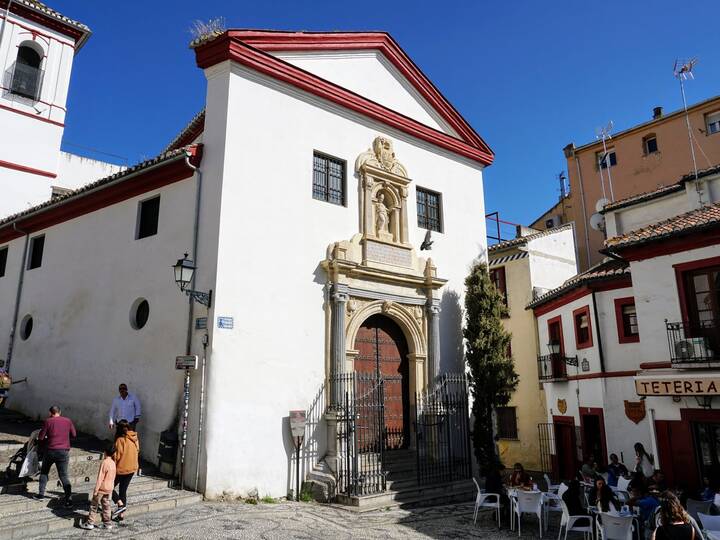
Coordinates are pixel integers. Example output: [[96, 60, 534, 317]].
[[80, 443, 116, 530]]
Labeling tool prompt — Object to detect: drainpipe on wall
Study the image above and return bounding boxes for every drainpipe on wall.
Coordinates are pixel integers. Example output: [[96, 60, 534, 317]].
[[591, 291, 605, 373], [5, 222, 29, 374]]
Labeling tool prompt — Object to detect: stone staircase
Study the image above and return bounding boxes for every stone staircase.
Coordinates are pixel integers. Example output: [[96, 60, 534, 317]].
[[335, 448, 475, 512], [0, 409, 202, 539]]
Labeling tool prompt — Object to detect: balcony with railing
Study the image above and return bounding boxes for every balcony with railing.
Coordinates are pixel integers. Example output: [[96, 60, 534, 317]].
[[4, 63, 43, 102], [666, 320, 720, 366], [537, 353, 578, 382]]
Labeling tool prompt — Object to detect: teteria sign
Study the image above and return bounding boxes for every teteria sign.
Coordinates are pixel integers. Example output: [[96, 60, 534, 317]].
[[635, 375, 720, 396]]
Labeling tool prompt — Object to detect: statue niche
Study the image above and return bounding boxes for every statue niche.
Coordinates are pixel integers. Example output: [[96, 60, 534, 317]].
[[356, 136, 410, 248]]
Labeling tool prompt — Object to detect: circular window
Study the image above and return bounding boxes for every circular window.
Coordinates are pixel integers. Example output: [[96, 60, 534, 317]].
[[130, 299, 150, 330], [20, 315, 33, 340]]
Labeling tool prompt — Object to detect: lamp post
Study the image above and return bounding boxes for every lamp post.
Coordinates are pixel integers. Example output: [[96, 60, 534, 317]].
[[171, 253, 212, 491], [548, 341, 561, 355]]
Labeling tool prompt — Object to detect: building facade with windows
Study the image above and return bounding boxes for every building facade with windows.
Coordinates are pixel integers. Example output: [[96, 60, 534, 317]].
[[0, 0, 124, 218], [529, 165, 720, 489], [0, 24, 494, 500], [488, 224, 576, 471], [531, 96, 720, 272]]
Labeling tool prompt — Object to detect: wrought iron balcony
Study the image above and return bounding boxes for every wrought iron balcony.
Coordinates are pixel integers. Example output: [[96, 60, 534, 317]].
[[537, 353, 578, 381], [666, 320, 720, 365], [5, 63, 43, 101]]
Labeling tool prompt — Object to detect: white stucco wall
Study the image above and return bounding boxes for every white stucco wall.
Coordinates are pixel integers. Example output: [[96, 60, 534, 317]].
[[199, 60, 486, 498], [527, 226, 577, 292], [55, 152, 126, 190], [0, 177, 199, 463], [274, 50, 456, 136]]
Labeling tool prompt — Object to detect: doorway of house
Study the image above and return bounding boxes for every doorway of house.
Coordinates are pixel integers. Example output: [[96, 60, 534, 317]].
[[354, 314, 410, 450], [581, 409, 607, 467], [554, 418, 578, 481], [693, 421, 720, 484]]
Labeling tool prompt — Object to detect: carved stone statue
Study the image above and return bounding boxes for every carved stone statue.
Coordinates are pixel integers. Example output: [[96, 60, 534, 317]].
[[375, 193, 390, 236], [355, 136, 408, 177]]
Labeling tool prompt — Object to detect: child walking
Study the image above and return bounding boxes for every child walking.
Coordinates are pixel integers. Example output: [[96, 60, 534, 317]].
[[80, 443, 116, 530]]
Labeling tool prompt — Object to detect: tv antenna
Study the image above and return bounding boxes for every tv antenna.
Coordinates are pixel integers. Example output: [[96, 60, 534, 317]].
[[595, 121, 615, 202], [674, 58, 702, 205]]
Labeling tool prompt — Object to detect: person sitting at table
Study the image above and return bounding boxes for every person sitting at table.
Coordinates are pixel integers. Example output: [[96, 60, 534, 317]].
[[590, 477, 620, 513], [509, 463, 533, 488], [606, 453, 629, 487], [652, 491, 694, 540], [581, 459, 601, 482], [650, 470, 668, 492], [562, 480, 591, 525], [629, 484, 660, 527], [484, 460, 505, 494]]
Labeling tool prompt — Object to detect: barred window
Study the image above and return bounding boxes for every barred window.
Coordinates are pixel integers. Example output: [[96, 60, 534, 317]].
[[417, 187, 442, 232], [496, 407, 518, 439], [313, 152, 345, 206]]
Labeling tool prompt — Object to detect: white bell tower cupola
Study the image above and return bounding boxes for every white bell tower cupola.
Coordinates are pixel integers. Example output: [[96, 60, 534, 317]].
[[0, 0, 90, 217]]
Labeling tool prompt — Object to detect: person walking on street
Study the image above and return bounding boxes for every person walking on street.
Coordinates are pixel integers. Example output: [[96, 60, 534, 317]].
[[35, 406, 76, 507], [109, 383, 141, 431], [79, 442, 116, 530], [111, 420, 139, 519]]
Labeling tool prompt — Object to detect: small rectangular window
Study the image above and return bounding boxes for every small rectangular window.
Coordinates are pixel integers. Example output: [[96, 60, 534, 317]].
[[573, 305, 593, 348], [136, 196, 160, 239], [0, 246, 7, 277], [417, 187, 442, 232], [27, 235, 44, 270], [489, 266, 508, 308], [496, 407, 518, 439], [614, 297, 639, 343], [644, 136, 658, 154], [706, 111, 720, 135], [596, 149, 617, 169], [312, 152, 345, 206]]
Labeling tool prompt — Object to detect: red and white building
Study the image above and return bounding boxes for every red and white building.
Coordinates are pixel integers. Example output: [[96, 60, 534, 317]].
[[529, 164, 720, 490]]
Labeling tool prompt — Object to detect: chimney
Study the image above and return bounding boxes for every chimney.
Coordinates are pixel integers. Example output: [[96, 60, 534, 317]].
[[653, 106, 663, 119], [563, 143, 576, 159]]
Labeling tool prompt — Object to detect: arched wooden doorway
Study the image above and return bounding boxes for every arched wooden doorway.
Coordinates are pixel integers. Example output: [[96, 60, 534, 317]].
[[354, 314, 410, 450]]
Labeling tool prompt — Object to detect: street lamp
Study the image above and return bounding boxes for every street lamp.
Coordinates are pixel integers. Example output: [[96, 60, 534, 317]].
[[548, 341, 561, 355], [172, 253, 212, 307]]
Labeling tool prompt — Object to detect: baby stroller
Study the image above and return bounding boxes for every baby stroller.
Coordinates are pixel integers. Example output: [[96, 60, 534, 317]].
[[4, 429, 40, 483]]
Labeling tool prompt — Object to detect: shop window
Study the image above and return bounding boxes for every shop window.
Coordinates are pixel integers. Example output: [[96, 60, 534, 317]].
[[614, 297, 639, 343], [489, 266, 507, 308], [496, 407, 518, 439], [27, 235, 44, 270], [416, 187, 443, 232], [573, 305, 593, 349], [312, 152, 345, 206]]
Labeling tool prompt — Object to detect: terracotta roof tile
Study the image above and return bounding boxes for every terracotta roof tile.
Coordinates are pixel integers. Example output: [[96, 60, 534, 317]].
[[488, 223, 572, 253], [164, 109, 205, 153], [605, 201, 720, 251], [526, 258, 630, 309], [12, 0, 89, 32]]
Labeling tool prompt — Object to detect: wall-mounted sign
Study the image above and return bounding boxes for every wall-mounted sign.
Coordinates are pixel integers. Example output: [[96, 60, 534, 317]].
[[289, 410, 306, 438], [581, 359, 590, 372], [195, 317, 207, 330], [217, 316, 234, 329], [624, 400, 646, 424], [635, 376, 720, 396], [557, 399, 567, 414], [175, 355, 198, 370]]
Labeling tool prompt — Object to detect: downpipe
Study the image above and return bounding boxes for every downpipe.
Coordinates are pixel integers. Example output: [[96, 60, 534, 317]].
[[5, 222, 29, 374]]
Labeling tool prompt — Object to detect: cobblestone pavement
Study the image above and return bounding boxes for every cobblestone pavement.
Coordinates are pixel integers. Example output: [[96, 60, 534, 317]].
[[35, 500, 556, 539]]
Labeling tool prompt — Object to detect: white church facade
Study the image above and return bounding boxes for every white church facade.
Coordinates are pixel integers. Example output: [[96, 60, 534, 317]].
[[0, 9, 494, 500]]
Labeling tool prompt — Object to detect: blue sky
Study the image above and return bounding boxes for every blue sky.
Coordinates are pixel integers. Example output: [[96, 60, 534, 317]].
[[53, 1, 720, 229]]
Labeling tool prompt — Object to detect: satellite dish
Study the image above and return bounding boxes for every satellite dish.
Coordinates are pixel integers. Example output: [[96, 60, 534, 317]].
[[595, 198, 610, 212], [590, 213, 606, 231]]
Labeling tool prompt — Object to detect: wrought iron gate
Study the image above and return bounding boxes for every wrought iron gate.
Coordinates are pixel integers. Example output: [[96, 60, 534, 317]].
[[415, 374, 472, 485], [335, 372, 403, 496], [538, 422, 584, 482]]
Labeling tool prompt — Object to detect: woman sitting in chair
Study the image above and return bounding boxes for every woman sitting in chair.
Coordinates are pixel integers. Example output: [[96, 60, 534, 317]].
[[591, 477, 620, 512], [509, 463, 533, 489], [652, 492, 695, 540]]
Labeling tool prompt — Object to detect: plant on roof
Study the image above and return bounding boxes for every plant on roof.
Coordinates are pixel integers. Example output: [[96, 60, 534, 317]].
[[189, 17, 226, 43], [464, 260, 518, 474]]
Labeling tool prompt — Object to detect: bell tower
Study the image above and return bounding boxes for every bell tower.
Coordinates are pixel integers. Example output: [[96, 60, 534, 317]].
[[0, 0, 90, 217]]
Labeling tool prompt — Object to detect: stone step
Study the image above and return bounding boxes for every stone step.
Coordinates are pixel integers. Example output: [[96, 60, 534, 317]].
[[0, 476, 170, 515], [335, 479, 474, 511], [0, 487, 202, 540]]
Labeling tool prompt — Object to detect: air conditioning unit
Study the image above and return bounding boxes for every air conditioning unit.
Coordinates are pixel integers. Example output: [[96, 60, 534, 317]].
[[545, 215, 562, 229], [675, 337, 712, 360]]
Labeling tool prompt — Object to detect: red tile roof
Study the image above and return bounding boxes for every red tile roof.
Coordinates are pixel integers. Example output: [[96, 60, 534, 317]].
[[605, 201, 720, 251]]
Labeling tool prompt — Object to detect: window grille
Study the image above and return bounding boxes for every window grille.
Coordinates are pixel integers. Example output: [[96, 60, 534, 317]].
[[417, 187, 442, 232], [313, 153, 345, 206], [496, 407, 518, 439]]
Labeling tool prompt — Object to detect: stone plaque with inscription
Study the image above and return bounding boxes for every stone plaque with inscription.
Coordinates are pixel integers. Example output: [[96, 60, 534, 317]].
[[365, 240, 412, 267]]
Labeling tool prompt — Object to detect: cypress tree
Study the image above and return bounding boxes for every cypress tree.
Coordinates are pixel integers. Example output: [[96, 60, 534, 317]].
[[463, 260, 519, 473]]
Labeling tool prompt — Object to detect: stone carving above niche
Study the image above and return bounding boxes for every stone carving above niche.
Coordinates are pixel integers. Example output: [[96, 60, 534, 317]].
[[356, 136, 411, 250]]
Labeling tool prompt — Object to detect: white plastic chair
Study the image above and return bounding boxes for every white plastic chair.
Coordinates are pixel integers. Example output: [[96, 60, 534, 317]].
[[545, 473, 561, 494], [687, 499, 712, 524], [472, 477, 501, 527], [616, 476, 630, 491], [515, 491, 544, 538], [557, 499, 593, 540], [543, 492, 564, 533], [698, 513, 720, 531], [610, 487, 630, 504], [557, 482, 569, 498], [596, 512, 633, 540]]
